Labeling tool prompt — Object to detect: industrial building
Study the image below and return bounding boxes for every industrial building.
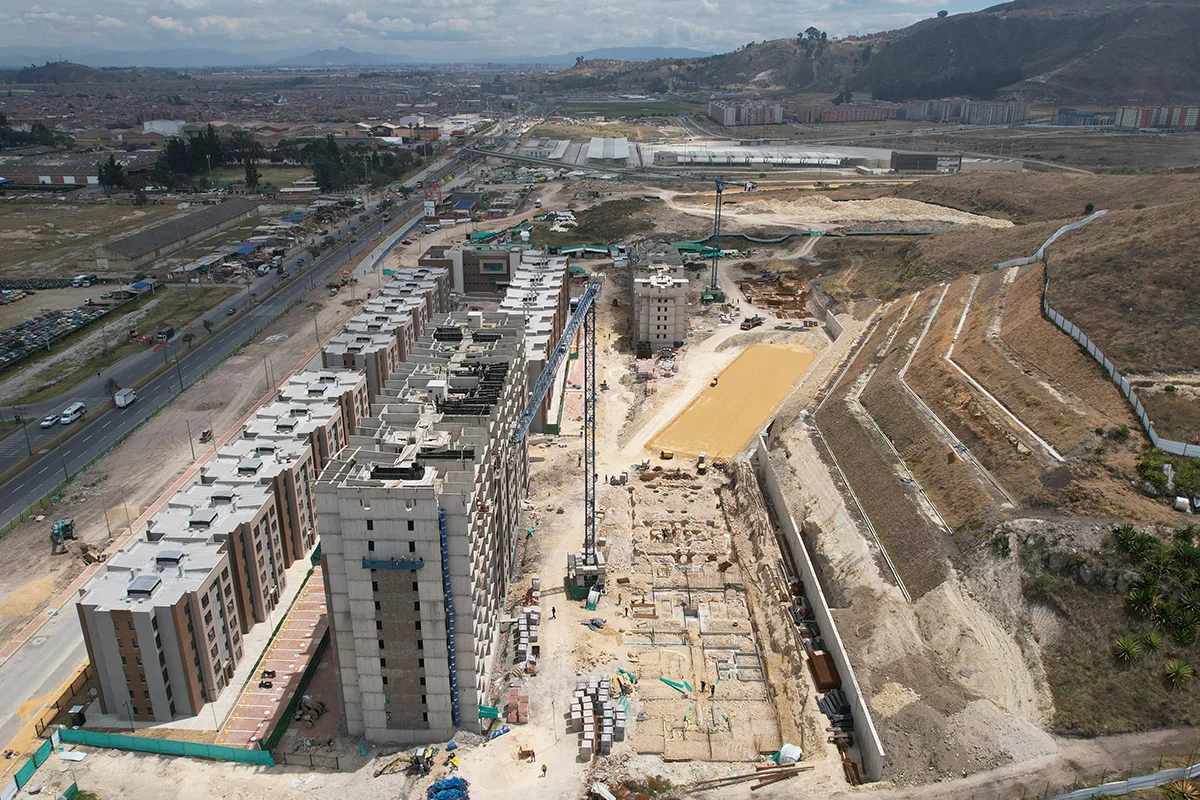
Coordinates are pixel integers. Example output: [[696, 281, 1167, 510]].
[[0, 149, 158, 188], [632, 256, 689, 354], [586, 137, 631, 165], [75, 369, 368, 725], [517, 139, 569, 161], [498, 252, 571, 432], [87, 199, 260, 273], [322, 268, 452, 401], [419, 243, 524, 294], [889, 151, 962, 174], [316, 312, 530, 745]]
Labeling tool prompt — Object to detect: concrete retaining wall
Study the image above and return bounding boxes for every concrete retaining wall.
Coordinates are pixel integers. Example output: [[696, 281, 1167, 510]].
[[752, 434, 885, 781]]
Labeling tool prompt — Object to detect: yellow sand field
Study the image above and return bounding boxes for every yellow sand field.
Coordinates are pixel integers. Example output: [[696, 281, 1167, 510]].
[[649, 343, 815, 459]]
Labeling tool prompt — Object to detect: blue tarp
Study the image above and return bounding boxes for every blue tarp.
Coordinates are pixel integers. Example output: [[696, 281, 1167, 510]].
[[130, 281, 151, 291], [454, 200, 476, 210], [235, 241, 264, 254]]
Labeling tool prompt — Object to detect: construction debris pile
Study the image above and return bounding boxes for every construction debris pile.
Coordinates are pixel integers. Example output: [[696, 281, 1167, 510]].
[[569, 676, 627, 760]]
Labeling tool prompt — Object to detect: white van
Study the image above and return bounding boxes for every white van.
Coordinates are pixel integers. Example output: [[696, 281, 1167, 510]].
[[60, 402, 86, 424]]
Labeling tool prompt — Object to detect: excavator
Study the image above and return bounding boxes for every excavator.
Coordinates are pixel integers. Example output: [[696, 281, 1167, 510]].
[[373, 746, 436, 777], [50, 518, 77, 555]]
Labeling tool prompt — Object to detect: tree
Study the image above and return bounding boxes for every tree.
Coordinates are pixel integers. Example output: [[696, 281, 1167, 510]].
[[244, 160, 260, 190], [103, 377, 119, 398], [1084, 201, 1095, 214], [181, 331, 195, 348], [937, 9, 948, 17], [202, 319, 214, 333], [133, 188, 148, 206], [97, 154, 126, 189], [575, 56, 585, 66]]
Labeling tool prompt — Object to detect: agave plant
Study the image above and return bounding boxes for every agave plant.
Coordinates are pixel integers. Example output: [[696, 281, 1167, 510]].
[[1180, 588, 1200, 615], [1162, 778, 1200, 800], [1112, 635, 1142, 664], [1164, 659, 1195, 688], [1175, 524, 1198, 545], [1127, 585, 1160, 618], [1143, 632, 1163, 651], [1129, 533, 1160, 565], [1113, 524, 1138, 550], [1171, 610, 1200, 646]]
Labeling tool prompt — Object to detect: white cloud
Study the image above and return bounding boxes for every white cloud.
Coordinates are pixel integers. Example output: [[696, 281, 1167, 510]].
[[0, 0, 990, 59], [147, 14, 190, 32]]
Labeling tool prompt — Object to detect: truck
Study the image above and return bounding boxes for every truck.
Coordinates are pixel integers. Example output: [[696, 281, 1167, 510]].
[[114, 388, 138, 408], [739, 315, 764, 331], [156, 325, 175, 342]]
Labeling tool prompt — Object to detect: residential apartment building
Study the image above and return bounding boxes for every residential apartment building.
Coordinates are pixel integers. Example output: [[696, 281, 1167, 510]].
[[632, 259, 689, 354], [707, 101, 783, 127], [419, 244, 524, 295], [322, 268, 452, 402], [1115, 106, 1200, 130], [316, 312, 529, 745], [1056, 108, 1115, 127], [77, 540, 242, 723], [76, 369, 368, 724], [787, 104, 897, 124], [498, 251, 571, 432]]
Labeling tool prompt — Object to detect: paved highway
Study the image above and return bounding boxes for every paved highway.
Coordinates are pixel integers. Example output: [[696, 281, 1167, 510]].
[[0, 153, 466, 533]]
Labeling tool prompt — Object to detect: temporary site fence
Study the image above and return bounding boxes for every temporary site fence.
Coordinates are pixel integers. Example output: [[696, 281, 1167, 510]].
[[1047, 760, 1200, 799], [1, 738, 53, 800], [751, 435, 885, 781], [995, 209, 1200, 458], [54, 728, 275, 767]]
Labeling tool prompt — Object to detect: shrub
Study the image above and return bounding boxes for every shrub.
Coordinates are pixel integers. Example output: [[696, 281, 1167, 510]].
[[1112, 635, 1142, 664], [1143, 632, 1163, 651], [1127, 585, 1159, 617], [1085, 201, 1095, 214], [992, 532, 1011, 558], [1164, 659, 1194, 688]]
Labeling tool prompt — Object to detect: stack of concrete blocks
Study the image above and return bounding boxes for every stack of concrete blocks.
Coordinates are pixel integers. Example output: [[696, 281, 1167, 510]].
[[515, 607, 540, 666], [569, 676, 620, 760], [505, 680, 530, 725], [568, 547, 607, 594]]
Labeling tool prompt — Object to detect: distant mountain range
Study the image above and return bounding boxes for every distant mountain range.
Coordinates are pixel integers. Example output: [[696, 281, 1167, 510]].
[[0, 44, 711, 71], [549, 0, 1200, 104]]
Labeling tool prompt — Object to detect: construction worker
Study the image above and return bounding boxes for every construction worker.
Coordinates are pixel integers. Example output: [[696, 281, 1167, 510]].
[[700, 680, 706, 693], [541, 764, 548, 778], [551, 606, 556, 619]]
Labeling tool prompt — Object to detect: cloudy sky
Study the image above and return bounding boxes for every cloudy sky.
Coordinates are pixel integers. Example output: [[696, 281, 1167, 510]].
[[1, 0, 995, 60]]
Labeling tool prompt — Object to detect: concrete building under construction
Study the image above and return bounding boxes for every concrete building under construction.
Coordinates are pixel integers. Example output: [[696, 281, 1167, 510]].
[[498, 251, 570, 433], [316, 312, 529, 745], [632, 257, 689, 355]]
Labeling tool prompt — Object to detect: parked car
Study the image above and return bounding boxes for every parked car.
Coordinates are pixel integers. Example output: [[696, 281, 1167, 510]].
[[402, 239, 413, 245], [40, 415, 58, 429]]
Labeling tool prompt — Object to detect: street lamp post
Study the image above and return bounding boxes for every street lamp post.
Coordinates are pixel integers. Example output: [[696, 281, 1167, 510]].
[[13, 407, 32, 456], [185, 419, 196, 462], [123, 701, 135, 732]]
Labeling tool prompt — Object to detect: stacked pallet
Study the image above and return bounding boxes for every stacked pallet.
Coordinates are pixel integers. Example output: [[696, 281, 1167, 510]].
[[516, 574, 541, 668], [505, 680, 530, 725], [568, 676, 625, 760]]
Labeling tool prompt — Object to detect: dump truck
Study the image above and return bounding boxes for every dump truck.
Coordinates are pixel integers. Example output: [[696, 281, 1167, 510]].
[[697, 452, 707, 475]]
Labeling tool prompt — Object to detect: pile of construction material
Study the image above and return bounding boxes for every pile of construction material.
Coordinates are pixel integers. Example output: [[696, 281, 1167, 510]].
[[688, 761, 813, 792], [504, 680, 530, 725], [568, 676, 626, 760], [427, 777, 469, 800], [515, 574, 542, 670]]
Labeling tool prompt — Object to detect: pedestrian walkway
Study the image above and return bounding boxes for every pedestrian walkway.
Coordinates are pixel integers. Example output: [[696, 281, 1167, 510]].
[[217, 566, 328, 749]]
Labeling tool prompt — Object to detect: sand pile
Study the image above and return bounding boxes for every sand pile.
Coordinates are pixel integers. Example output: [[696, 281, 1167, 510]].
[[730, 196, 1014, 229]]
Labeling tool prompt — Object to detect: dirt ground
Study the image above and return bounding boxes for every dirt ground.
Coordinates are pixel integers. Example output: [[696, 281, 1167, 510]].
[[0, 202, 179, 277], [647, 342, 814, 459]]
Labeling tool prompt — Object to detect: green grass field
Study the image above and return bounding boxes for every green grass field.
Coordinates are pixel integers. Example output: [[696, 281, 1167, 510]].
[[207, 165, 312, 188], [560, 101, 701, 118]]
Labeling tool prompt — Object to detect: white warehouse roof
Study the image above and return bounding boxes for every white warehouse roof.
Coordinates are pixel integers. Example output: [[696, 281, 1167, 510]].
[[587, 137, 630, 161]]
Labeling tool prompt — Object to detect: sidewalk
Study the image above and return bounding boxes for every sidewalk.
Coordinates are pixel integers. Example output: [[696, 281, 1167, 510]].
[[216, 565, 328, 749]]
